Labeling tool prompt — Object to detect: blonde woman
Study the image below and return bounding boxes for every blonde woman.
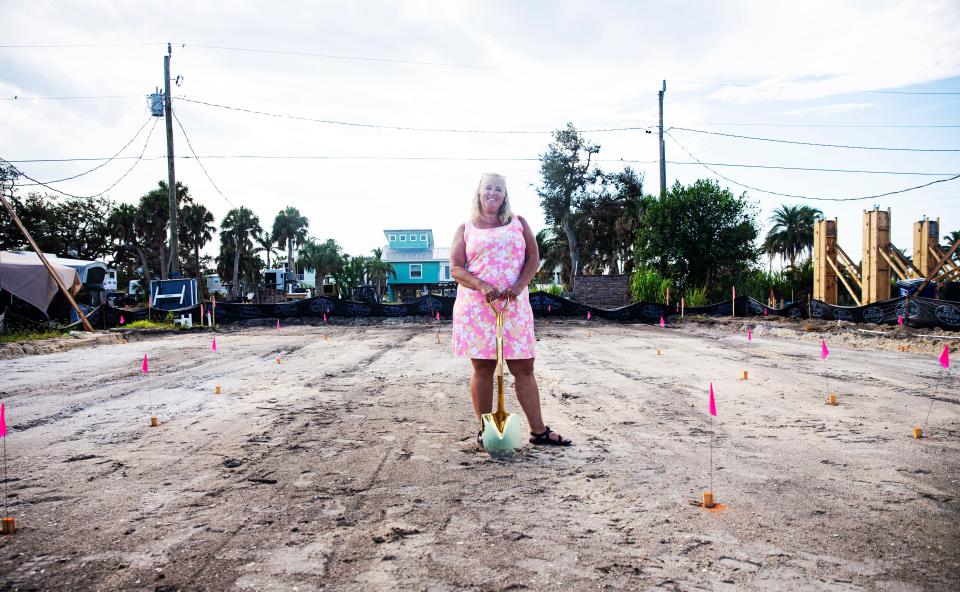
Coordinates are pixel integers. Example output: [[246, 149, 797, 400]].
[[450, 173, 572, 447]]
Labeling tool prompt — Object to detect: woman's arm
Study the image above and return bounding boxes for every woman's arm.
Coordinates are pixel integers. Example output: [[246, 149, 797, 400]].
[[450, 223, 499, 301], [504, 216, 541, 299]]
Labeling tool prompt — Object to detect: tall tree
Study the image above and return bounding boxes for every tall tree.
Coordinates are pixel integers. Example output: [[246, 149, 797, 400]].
[[535, 229, 568, 285], [257, 231, 279, 269], [272, 207, 310, 284], [575, 167, 648, 275], [0, 191, 114, 260], [220, 207, 263, 299], [332, 255, 368, 299], [635, 179, 760, 298], [179, 202, 216, 289], [106, 203, 152, 291], [299, 238, 344, 292], [365, 248, 397, 302], [136, 181, 193, 280], [535, 123, 602, 279], [763, 204, 822, 268]]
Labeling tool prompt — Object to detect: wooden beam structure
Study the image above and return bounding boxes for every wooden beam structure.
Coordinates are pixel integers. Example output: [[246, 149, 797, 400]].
[[913, 217, 940, 278], [813, 218, 838, 304], [862, 207, 891, 305]]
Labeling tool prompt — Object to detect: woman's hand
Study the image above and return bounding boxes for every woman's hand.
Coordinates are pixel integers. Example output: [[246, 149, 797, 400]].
[[502, 282, 525, 300], [477, 281, 500, 302]]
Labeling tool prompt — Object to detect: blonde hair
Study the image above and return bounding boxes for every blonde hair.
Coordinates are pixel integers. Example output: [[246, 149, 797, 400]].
[[470, 172, 513, 225]]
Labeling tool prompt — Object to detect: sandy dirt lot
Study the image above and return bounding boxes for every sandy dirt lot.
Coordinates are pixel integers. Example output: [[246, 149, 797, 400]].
[[0, 318, 957, 591]]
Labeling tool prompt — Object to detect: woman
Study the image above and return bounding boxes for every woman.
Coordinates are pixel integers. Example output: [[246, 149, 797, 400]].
[[450, 173, 572, 447]]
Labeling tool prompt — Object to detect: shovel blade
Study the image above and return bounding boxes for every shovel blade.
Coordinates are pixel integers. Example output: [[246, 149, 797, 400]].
[[481, 412, 522, 456]]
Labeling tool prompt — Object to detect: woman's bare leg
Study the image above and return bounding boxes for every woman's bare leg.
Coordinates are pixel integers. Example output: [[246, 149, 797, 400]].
[[505, 358, 546, 433], [470, 359, 497, 425]]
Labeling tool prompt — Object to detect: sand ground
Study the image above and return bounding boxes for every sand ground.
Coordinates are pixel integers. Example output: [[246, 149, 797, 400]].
[[0, 318, 957, 591]]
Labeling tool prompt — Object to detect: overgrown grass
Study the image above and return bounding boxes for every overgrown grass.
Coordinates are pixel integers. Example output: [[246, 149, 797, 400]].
[[630, 268, 671, 303], [683, 286, 709, 307], [124, 320, 177, 330], [0, 329, 69, 343]]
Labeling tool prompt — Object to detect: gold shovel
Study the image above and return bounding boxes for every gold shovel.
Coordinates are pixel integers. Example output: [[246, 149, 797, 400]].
[[480, 298, 523, 456]]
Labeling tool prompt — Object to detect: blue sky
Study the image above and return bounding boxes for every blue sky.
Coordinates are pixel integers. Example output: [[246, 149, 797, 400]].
[[1, 0, 958, 266]]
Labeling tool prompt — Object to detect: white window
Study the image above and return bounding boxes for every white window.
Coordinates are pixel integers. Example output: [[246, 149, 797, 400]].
[[443, 265, 450, 280], [399, 235, 406, 241], [420, 233, 427, 242], [389, 234, 396, 241], [410, 264, 422, 279]]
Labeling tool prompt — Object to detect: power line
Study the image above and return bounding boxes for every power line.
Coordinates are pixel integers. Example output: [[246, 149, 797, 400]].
[[685, 121, 960, 129], [174, 96, 655, 134], [0, 118, 159, 200], [665, 131, 960, 202], [670, 126, 960, 152], [8, 154, 956, 176], [19, 117, 154, 186], [170, 108, 236, 208], [180, 43, 494, 70], [665, 161, 954, 177], [675, 79, 960, 96], [0, 42, 162, 48], [1, 94, 145, 101]]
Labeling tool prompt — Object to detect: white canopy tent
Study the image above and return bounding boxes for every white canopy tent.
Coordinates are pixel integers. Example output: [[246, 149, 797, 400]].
[[0, 251, 81, 313]]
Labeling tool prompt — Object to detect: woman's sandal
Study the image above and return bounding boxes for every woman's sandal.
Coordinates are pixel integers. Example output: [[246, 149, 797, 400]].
[[529, 426, 572, 447]]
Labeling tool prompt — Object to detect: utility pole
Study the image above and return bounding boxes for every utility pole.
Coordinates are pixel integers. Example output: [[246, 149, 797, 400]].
[[164, 42, 179, 278], [658, 79, 667, 197]]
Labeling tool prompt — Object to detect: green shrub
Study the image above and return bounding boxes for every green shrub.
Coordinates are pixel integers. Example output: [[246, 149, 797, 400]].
[[683, 286, 708, 307], [631, 268, 671, 303]]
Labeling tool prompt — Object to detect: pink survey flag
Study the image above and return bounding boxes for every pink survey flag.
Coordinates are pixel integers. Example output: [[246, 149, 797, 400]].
[[548, 305, 552, 312], [323, 312, 327, 322], [119, 314, 125, 324], [211, 337, 218, 352], [764, 308, 768, 316], [708, 383, 717, 417], [0, 401, 7, 438], [897, 315, 903, 326], [141, 354, 149, 374], [748, 327, 752, 341], [820, 339, 829, 360], [659, 316, 665, 328], [940, 345, 950, 369], [276, 318, 280, 331], [587, 310, 591, 320], [436, 311, 440, 321]]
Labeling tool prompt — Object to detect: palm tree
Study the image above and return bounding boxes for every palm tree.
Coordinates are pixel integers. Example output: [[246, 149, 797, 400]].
[[300, 238, 344, 293], [220, 207, 263, 299], [944, 230, 960, 248], [333, 255, 368, 299], [366, 248, 397, 302], [257, 231, 279, 269], [107, 203, 152, 290], [272, 207, 310, 285], [179, 203, 215, 291], [536, 229, 567, 285], [764, 204, 822, 269]]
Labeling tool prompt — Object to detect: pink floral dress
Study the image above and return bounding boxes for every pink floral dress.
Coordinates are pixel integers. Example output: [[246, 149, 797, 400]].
[[452, 217, 536, 360]]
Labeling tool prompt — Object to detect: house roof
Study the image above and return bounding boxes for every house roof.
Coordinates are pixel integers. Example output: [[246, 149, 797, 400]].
[[382, 246, 450, 262]]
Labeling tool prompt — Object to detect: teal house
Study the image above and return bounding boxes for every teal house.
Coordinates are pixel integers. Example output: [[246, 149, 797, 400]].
[[383, 229, 454, 301]]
